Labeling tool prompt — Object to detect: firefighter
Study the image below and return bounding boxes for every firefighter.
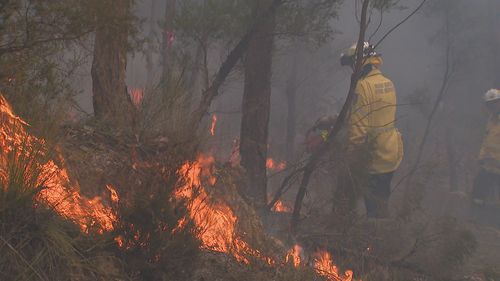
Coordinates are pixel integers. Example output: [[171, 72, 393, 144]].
[[339, 42, 404, 218], [471, 89, 500, 220], [305, 115, 337, 154]]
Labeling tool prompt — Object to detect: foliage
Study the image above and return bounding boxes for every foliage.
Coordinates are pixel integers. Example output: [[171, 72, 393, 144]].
[[170, 0, 342, 89], [0, 0, 143, 139], [174, 0, 342, 46]]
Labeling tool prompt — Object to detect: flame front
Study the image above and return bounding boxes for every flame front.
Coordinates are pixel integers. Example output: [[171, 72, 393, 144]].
[[0, 95, 117, 233], [175, 154, 272, 264], [1, 94, 360, 279]]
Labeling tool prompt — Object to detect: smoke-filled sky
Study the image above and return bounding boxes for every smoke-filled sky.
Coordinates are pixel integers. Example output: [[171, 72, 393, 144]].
[[73, 0, 499, 171]]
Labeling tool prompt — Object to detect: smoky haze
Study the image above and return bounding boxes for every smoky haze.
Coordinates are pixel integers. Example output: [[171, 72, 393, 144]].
[[72, 0, 500, 203]]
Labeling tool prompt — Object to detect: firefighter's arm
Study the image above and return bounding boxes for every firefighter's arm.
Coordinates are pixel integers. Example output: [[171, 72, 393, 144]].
[[348, 83, 370, 147]]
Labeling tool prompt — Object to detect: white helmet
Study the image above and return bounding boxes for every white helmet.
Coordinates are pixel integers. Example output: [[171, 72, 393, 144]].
[[483, 89, 500, 103], [340, 42, 378, 66]]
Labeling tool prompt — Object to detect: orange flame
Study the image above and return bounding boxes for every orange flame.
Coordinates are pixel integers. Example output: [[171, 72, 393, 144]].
[[271, 200, 292, 213], [313, 250, 354, 281], [0, 95, 117, 233], [129, 88, 144, 108], [285, 244, 358, 281], [266, 158, 286, 172], [286, 244, 303, 267], [210, 114, 217, 136], [175, 154, 272, 264], [106, 184, 119, 203]]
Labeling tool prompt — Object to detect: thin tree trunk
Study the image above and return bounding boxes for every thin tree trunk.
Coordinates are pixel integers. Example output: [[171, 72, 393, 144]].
[[188, 0, 284, 132], [239, 0, 276, 211], [161, 0, 176, 85], [186, 38, 205, 110], [285, 60, 298, 163], [445, 129, 459, 192], [290, 0, 371, 234], [91, 0, 134, 129], [394, 13, 454, 191], [146, 0, 156, 86], [488, 0, 500, 87]]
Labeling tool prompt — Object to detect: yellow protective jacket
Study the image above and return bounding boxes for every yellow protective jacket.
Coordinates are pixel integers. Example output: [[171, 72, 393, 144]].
[[478, 113, 500, 174], [348, 57, 404, 174]]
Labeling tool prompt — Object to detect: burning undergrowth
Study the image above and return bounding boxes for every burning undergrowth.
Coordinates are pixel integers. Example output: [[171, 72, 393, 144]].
[[0, 94, 363, 281], [0, 96, 124, 280]]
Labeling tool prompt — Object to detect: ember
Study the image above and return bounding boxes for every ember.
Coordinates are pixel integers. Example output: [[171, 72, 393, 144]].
[[271, 199, 292, 213], [266, 158, 286, 172], [129, 88, 144, 108]]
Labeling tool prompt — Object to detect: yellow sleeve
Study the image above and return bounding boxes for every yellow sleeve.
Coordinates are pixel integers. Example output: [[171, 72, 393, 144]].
[[348, 82, 370, 146]]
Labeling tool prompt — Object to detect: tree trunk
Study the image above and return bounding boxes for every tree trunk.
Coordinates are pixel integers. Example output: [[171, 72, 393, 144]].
[[489, 0, 500, 86], [239, 0, 276, 211], [146, 0, 157, 86], [285, 60, 298, 163], [161, 0, 176, 85], [446, 129, 459, 192], [290, 0, 371, 233], [91, 0, 134, 129]]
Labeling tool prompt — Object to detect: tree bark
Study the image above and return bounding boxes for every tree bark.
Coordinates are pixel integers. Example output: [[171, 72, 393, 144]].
[[239, 0, 276, 211], [285, 60, 298, 163], [146, 0, 157, 86], [446, 129, 459, 192], [488, 0, 500, 86], [91, 0, 134, 128], [161, 0, 176, 85], [188, 0, 284, 131]]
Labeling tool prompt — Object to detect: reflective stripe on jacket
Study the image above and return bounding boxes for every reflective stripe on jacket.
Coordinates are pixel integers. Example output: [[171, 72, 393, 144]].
[[479, 114, 500, 174], [348, 59, 403, 174]]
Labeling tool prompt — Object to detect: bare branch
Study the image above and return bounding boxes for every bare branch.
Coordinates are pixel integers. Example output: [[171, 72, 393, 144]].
[[189, 0, 286, 130], [374, 0, 427, 48], [290, 0, 372, 234]]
